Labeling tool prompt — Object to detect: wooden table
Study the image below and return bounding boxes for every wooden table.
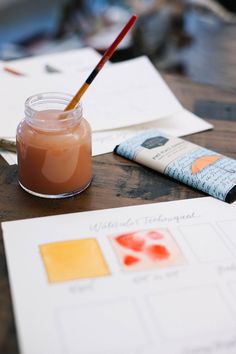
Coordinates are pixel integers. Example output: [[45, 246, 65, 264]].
[[0, 75, 236, 353]]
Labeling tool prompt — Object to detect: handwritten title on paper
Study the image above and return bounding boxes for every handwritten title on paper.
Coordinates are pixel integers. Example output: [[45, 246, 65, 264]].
[[90, 211, 199, 232]]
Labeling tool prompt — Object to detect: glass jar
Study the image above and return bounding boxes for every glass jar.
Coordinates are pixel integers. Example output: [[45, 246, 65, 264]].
[[16, 92, 92, 198]]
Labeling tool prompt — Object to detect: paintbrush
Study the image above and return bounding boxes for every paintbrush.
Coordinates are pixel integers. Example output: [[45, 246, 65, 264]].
[[64, 14, 137, 111]]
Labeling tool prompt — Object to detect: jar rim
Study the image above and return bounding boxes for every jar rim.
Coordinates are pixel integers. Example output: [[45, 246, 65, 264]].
[[25, 92, 83, 131], [25, 91, 82, 114]]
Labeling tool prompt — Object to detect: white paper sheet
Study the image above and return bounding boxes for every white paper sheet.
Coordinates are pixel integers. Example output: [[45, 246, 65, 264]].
[[0, 149, 17, 165], [1, 47, 102, 76], [92, 109, 212, 155], [1, 56, 183, 136], [1, 53, 213, 165], [0, 108, 212, 165], [2, 197, 236, 354]]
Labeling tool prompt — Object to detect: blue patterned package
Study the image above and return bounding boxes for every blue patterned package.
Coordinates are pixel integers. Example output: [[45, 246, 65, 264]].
[[114, 130, 236, 203]]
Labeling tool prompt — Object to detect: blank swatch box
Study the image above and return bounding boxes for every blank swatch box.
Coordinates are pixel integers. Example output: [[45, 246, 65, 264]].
[[179, 224, 231, 262], [57, 300, 148, 354], [40, 238, 110, 283], [217, 220, 236, 250], [148, 286, 235, 339]]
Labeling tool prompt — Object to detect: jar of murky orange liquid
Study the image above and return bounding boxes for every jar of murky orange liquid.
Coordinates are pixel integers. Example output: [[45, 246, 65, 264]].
[[16, 92, 92, 198]]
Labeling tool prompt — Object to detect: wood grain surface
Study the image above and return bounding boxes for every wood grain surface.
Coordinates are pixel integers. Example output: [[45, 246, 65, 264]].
[[0, 75, 236, 353]]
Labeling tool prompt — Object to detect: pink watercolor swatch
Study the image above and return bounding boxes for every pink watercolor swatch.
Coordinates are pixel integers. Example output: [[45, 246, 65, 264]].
[[110, 228, 185, 271]]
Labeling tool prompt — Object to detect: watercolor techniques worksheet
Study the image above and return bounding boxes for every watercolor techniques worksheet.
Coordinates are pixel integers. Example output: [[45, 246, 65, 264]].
[[2, 197, 236, 354]]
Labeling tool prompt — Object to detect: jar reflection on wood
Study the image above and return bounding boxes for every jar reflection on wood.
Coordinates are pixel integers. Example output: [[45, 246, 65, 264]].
[[16, 92, 92, 198]]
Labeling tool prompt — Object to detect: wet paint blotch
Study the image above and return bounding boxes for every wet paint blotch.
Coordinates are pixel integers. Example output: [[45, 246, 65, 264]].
[[147, 230, 164, 240], [145, 245, 170, 261], [115, 233, 145, 252], [123, 255, 140, 266]]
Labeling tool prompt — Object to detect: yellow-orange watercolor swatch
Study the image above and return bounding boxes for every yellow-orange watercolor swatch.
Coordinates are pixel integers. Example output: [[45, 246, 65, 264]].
[[40, 238, 110, 283]]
